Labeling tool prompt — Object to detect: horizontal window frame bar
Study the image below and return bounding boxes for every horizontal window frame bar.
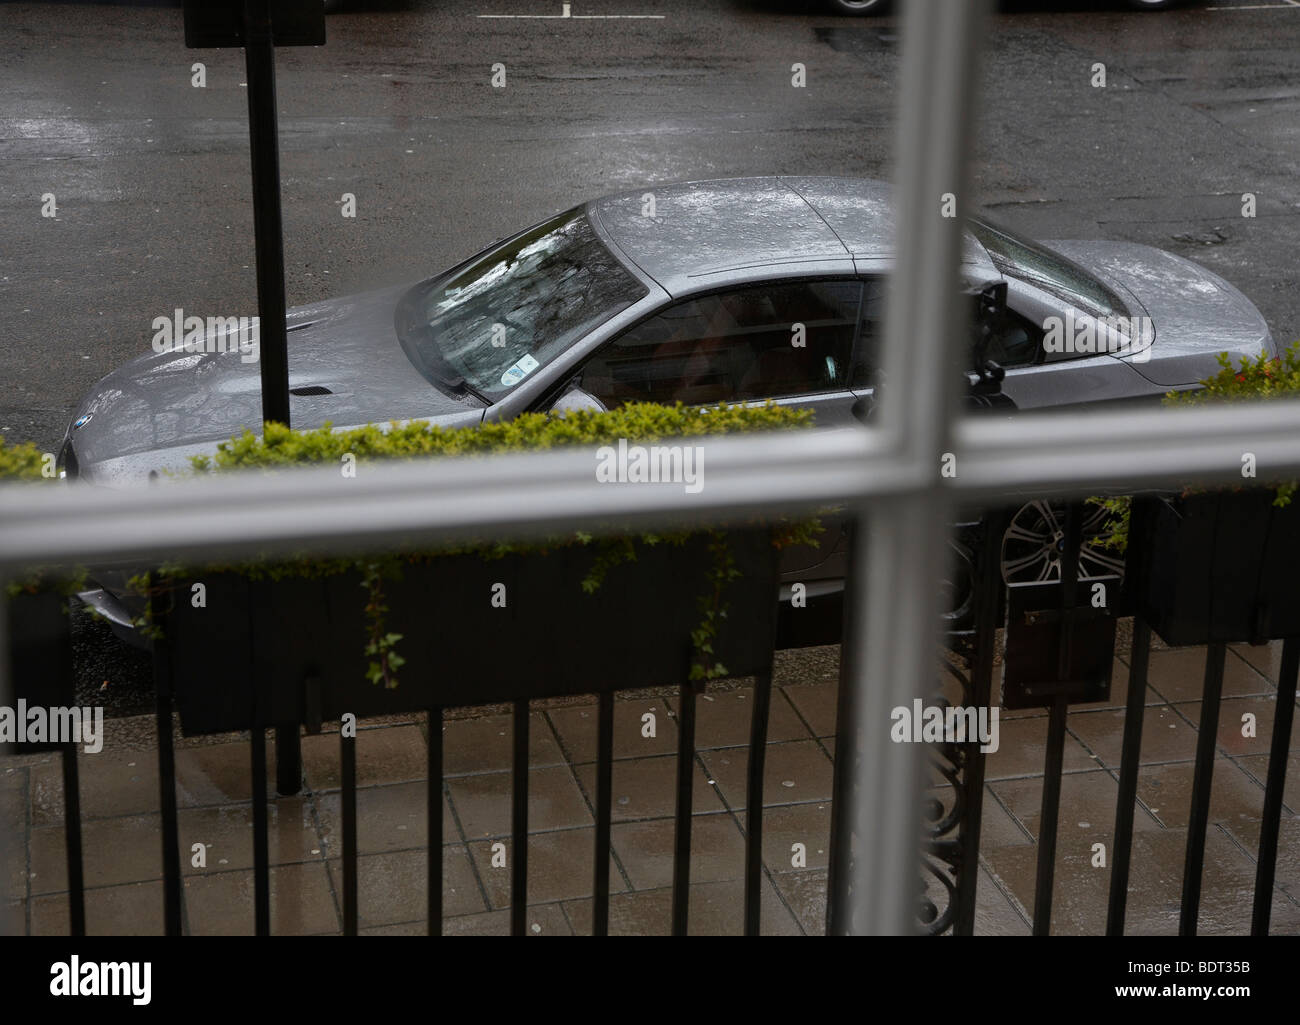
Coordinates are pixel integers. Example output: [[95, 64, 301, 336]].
[[1, 398, 1299, 573]]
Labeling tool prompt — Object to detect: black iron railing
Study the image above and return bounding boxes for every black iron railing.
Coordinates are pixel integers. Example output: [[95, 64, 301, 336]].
[[7, 497, 1296, 936]]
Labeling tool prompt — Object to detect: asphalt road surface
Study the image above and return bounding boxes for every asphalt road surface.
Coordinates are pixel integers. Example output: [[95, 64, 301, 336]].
[[3, 0, 1300, 713]]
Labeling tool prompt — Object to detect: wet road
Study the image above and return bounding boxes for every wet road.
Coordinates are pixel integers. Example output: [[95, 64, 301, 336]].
[[2, 0, 1300, 711]]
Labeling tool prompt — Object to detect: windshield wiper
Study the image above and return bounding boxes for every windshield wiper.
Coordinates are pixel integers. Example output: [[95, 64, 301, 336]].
[[459, 379, 490, 404], [395, 284, 494, 405]]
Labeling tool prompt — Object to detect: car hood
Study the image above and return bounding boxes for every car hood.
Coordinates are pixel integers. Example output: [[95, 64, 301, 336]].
[[67, 284, 485, 483], [1041, 240, 1275, 386]]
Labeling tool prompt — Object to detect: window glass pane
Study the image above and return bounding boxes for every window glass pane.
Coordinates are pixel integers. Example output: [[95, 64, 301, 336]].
[[968, 218, 1127, 323], [852, 277, 1043, 390], [983, 310, 1043, 367], [851, 277, 887, 390], [397, 208, 646, 401]]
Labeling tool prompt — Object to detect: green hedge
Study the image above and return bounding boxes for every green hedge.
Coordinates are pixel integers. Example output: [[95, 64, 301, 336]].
[[168, 401, 821, 686], [0, 437, 47, 481], [0, 439, 77, 597], [1164, 341, 1300, 410], [1092, 340, 1300, 551], [191, 401, 814, 470], [1, 403, 821, 678]]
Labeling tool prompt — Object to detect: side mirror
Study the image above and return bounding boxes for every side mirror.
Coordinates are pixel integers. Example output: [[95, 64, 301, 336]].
[[549, 385, 607, 416], [965, 280, 1016, 411], [966, 359, 1015, 411]]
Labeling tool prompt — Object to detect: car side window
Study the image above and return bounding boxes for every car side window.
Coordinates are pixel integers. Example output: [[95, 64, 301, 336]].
[[850, 278, 1043, 391], [850, 277, 886, 390], [983, 309, 1044, 368], [580, 281, 862, 409]]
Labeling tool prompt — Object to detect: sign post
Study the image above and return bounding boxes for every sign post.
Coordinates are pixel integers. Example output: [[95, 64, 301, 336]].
[[240, 0, 292, 428], [183, 0, 324, 429], [183, 1, 325, 806]]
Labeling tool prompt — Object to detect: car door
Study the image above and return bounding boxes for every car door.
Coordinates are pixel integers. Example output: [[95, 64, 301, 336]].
[[577, 277, 865, 576], [848, 273, 1043, 416], [578, 278, 864, 420]]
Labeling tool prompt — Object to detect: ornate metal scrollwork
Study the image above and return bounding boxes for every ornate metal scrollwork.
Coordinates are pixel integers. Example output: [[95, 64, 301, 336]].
[[919, 518, 1002, 935]]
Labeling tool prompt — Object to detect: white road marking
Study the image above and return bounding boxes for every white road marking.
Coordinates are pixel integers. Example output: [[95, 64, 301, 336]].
[[478, 14, 665, 17], [1208, 1, 1300, 9], [479, 2, 663, 17]]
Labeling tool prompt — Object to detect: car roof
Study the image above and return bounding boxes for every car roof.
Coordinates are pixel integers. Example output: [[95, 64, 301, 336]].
[[587, 175, 994, 296]]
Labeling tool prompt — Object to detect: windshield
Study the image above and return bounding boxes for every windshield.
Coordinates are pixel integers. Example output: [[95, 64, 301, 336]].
[[968, 217, 1128, 322], [397, 207, 647, 401]]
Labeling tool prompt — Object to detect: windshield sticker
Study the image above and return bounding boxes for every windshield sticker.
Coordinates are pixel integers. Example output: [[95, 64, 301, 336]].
[[500, 353, 539, 388]]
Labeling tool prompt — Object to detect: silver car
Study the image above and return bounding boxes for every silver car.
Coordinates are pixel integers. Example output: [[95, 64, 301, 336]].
[[61, 176, 1276, 633], [825, 1, 1183, 14]]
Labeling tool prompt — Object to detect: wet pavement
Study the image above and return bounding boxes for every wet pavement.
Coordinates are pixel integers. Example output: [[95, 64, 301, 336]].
[[5, 0, 1300, 450], [3, 638, 1297, 935]]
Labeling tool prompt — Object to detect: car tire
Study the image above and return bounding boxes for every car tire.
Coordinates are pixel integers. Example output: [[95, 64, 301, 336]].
[[826, 0, 892, 15]]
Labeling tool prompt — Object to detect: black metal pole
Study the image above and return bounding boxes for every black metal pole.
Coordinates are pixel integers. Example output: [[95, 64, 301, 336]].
[[249, 579, 272, 935], [670, 682, 699, 936], [251, 723, 271, 936], [242, 0, 300, 797], [1251, 636, 1298, 935], [1180, 642, 1226, 936], [60, 743, 85, 937], [275, 724, 300, 796], [744, 670, 773, 936], [1032, 504, 1082, 936], [593, 691, 614, 937], [428, 706, 443, 936], [1032, 695, 1067, 936], [510, 700, 530, 937], [340, 725, 358, 936], [150, 584, 184, 937], [1106, 617, 1150, 935], [242, 0, 290, 428]]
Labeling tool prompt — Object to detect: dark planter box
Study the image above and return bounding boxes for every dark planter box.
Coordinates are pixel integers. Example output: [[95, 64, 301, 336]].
[[1134, 490, 1300, 646], [1001, 580, 1116, 709], [159, 530, 780, 736], [4, 590, 76, 754]]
